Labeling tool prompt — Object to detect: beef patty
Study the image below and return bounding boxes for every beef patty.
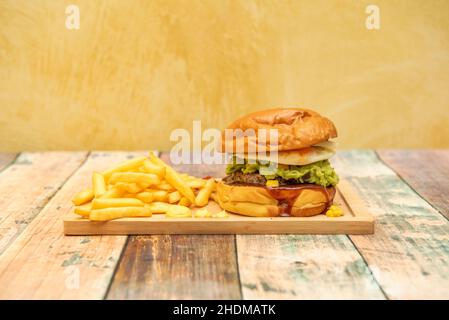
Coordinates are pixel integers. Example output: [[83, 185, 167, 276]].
[[222, 172, 267, 185], [222, 171, 314, 186]]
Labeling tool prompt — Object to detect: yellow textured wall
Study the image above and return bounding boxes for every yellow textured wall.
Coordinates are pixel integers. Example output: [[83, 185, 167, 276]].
[[1, 0, 448, 151]]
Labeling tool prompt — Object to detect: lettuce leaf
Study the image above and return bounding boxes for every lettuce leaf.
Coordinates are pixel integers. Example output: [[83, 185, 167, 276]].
[[276, 160, 339, 187], [225, 158, 339, 187]]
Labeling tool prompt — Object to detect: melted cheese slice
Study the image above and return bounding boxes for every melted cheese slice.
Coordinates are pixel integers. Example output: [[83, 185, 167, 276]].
[[236, 141, 337, 165]]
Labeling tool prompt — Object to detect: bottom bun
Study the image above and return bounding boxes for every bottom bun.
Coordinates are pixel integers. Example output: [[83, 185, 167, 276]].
[[216, 181, 336, 217]]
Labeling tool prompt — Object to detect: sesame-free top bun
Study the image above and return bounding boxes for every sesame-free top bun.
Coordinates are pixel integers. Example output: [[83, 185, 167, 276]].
[[220, 108, 337, 153], [216, 181, 336, 217]]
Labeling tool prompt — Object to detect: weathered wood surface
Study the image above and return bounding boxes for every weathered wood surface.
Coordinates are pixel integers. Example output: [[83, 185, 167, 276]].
[[0, 150, 448, 299], [377, 150, 449, 220], [107, 235, 241, 299], [237, 234, 385, 299], [0, 152, 87, 256], [333, 150, 449, 299], [0, 153, 17, 171], [107, 153, 242, 299], [0, 152, 148, 299]]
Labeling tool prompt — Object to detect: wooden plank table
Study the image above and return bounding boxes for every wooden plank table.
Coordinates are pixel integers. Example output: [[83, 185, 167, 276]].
[[0, 150, 448, 299]]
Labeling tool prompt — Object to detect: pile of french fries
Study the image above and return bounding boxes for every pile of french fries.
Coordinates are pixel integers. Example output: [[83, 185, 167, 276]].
[[72, 152, 224, 221]]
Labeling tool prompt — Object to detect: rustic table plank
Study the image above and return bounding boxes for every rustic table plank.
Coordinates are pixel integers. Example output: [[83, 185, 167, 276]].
[[0, 153, 18, 172], [237, 234, 385, 299], [333, 150, 449, 299], [0, 152, 87, 256], [377, 150, 449, 220], [107, 153, 241, 299], [107, 235, 241, 299], [0, 152, 149, 299]]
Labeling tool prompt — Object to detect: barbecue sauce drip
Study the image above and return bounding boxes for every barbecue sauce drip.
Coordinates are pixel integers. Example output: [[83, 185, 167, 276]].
[[265, 184, 335, 216]]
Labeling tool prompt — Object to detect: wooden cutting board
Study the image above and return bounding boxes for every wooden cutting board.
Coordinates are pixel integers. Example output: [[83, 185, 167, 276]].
[[64, 180, 374, 235]]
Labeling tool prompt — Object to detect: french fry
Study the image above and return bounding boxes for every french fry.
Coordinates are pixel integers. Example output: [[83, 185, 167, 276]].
[[92, 172, 107, 197], [186, 179, 206, 189], [168, 191, 181, 204], [147, 189, 168, 202], [195, 178, 216, 207], [124, 182, 142, 194], [178, 197, 191, 206], [145, 202, 170, 213], [155, 182, 175, 191], [123, 193, 137, 198], [72, 188, 94, 206], [102, 156, 147, 181], [73, 153, 220, 222], [109, 172, 160, 186], [99, 187, 123, 199], [138, 182, 151, 189], [92, 198, 144, 209], [212, 210, 228, 218], [114, 182, 128, 193], [149, 152, 195, 203], [142, 160, 166, 178], [136, 191, 154, 203], [194, 208, 211, 218], [166, 205, 192, 218], [210, 192, 219, 203], [180, 173, 190, 179], [89, 206, 152, 221], [74, 203, 91, 217]]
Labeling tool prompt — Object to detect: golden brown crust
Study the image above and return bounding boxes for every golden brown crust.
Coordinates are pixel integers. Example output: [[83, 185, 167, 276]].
[[216, 181, 335, 217], [220, 108, 337, 152]]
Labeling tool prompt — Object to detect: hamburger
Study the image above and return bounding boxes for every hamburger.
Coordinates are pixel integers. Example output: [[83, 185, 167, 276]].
[[216, 108, 339, 217]]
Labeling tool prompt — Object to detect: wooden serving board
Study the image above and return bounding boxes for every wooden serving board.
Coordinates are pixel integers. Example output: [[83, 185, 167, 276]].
[[64, 180, 374, 235]]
